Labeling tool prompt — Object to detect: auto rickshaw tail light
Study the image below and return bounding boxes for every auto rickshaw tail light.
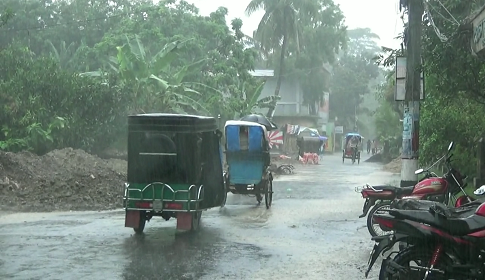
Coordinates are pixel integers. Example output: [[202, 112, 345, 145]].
[[165, 203, 183, 210], [135, 202, 152, 208]]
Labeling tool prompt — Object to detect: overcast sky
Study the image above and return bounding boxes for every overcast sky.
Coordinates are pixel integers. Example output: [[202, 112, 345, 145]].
[[186, 0, 404, 49]]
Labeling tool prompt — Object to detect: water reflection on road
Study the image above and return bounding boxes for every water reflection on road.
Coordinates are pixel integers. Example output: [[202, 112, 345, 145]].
[[0, 155, 399, 280]]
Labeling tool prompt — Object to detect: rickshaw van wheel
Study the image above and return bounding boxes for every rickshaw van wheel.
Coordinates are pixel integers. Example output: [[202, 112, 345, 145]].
[[133, 210, 147, 234]]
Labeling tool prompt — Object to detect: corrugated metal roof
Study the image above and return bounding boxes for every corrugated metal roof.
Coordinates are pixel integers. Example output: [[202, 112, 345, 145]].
[[249, 69, 274, 77]]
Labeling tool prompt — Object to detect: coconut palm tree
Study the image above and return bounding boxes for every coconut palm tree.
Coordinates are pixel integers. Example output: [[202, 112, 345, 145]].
[[245, 0, 319, 118]]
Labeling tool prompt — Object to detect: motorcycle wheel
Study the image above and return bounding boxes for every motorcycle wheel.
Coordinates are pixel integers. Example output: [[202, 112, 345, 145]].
[[367, 201, 392, 237], [381, 245, 453, 279]]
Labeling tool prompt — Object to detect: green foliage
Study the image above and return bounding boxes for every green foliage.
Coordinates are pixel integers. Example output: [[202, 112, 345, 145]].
[[374, 0, 485, 177], [417, 0, 485, 176], [0, 7, 13, 27], [0, 45, 128, 154], [85, 35, 211, 114], [0, 0, 260, 155]]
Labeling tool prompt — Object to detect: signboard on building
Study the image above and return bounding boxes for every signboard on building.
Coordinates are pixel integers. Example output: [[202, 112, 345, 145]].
[[394, 56, 425, 101], [335, 126, 344, 134], [472, 6, 485, 55]]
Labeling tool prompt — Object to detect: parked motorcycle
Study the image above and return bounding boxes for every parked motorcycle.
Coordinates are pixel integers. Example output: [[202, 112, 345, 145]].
[[355, 142, 472, 237], [365, 189, 485, 279]]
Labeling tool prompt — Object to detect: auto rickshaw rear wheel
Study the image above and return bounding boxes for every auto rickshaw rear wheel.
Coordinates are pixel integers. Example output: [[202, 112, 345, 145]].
[[220, 180, 228, 208], [134, 210, 147, 234], [191, 211, 202, 231], [265, 178, 273, 209]]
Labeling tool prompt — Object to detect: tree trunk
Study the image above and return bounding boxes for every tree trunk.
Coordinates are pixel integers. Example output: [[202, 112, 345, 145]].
[[266, 33, 287, 119]]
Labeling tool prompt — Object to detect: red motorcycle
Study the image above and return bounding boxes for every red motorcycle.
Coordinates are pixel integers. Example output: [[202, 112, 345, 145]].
[[356, 142, 472, 237], [365, 196, 485, 279]]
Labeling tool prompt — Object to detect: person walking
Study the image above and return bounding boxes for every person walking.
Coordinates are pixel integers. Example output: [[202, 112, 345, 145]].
[[366, 139, 371, 154]]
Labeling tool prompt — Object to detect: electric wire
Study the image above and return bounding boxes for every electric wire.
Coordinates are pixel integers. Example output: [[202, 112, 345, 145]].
[[424, 1, 449, 42], [433, 0, 460, 25], [426, 1, 457, 25]]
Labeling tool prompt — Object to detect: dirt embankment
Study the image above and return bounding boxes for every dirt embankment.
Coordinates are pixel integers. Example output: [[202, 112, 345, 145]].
[[0, 148, 127, 212], [383, 157, 401, 173]]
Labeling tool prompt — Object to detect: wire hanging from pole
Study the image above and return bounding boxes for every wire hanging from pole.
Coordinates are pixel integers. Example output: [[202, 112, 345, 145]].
[[424, 1, 449, 42], [433, 0, 460, 25], [426, 1, 457, 25]]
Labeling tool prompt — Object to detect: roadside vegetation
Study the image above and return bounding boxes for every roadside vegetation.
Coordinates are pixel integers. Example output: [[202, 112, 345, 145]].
[[374, 0, 485, 177], [1, 0, 484, 179]]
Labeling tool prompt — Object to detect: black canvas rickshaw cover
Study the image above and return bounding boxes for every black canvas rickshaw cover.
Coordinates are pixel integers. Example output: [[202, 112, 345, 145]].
[[127, 113, 225, 208], [128, 113, 217, 133]]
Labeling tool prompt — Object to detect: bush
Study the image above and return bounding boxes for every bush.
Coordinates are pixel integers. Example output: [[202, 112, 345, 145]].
[[0, 45, 128, 154]]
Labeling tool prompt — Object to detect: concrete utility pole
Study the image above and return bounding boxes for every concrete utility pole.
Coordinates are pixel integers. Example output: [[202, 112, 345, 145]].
[[400, 0, 424, 187]]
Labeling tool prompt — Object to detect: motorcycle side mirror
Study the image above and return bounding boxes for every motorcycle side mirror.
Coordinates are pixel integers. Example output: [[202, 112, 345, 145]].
[[447, 142, 454, 152], [415, 168, 424, 175]]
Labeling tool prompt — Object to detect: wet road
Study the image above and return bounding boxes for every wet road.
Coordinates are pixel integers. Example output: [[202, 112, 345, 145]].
[[0, 154, 399, 280]]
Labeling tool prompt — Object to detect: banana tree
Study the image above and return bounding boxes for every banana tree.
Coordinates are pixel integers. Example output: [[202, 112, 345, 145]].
[[232, 80, 280, 118], [81, 35, 210, 114], [45, 39, 89, 71]]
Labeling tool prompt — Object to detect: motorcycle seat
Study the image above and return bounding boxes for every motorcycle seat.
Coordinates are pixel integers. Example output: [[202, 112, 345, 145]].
[[397, 186, 414, 196], [392, 199, 477, 216], [388, 209, 485, 236], [367, 185, 414, 196]]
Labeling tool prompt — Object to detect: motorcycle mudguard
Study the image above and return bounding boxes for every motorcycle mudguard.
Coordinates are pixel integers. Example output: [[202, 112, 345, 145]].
[[378, 257, 390, 279], [365, 233, 408, 277], [359, 198, 377, 218]]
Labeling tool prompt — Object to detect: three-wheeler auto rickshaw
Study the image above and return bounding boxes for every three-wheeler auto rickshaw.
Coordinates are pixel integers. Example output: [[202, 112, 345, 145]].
[[123, 113, 226, 233], [223, 120, 273, 209]]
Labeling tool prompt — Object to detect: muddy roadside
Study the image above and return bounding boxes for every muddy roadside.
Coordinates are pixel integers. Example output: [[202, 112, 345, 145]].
[[0, 148, 299, 213], [0, 148, 127, 212]]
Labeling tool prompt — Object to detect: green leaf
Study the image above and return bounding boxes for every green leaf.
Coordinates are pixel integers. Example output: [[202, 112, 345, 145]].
[[149, 74, 170, 90], [173, 58, 207, 84]]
